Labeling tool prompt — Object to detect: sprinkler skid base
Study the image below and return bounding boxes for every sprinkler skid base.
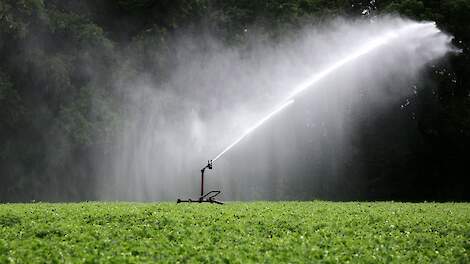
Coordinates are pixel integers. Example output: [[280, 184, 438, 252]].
[[177, 160, 223, 205]]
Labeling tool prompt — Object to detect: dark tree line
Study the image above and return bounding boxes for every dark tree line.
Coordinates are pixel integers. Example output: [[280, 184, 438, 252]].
[[0, 0, 469, 201]]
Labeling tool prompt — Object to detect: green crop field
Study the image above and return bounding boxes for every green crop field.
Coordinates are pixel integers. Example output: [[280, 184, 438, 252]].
[[0, 202, 469, 263]]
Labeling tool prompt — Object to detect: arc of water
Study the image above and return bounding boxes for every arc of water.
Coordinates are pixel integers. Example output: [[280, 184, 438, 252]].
[[211, 22, 438, 163]]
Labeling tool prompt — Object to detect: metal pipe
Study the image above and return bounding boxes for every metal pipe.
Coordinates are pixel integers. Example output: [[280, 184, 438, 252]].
[[200, 168, 205, 197], [200, 160, 212, 198]]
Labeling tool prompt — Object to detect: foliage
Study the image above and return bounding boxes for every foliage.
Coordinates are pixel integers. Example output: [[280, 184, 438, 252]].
[[0, 202, 468, 263], [0, 0, 46, 39]]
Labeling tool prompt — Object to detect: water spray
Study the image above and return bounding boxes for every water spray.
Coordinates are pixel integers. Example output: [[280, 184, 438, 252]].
[[177, 22, 443, 204]]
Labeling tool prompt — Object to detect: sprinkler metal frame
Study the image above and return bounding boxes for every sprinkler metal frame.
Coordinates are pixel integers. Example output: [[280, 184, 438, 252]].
[[177, 160, 223, 204]]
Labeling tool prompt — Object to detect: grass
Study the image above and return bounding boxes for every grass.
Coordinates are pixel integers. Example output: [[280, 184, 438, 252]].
[[0, 202, 469, 263]]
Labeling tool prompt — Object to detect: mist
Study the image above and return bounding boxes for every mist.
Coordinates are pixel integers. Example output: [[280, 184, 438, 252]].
[[94, 17, 453, 201]]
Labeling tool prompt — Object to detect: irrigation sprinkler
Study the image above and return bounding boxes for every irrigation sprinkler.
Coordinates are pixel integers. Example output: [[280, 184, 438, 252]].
[[176, 22, 440, 205], [177, 100, 295, 205], [177, 160, 223, 204]]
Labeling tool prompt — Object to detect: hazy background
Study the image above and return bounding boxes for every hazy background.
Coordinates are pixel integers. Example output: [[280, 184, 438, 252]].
[[0, 0, 468, 202]]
